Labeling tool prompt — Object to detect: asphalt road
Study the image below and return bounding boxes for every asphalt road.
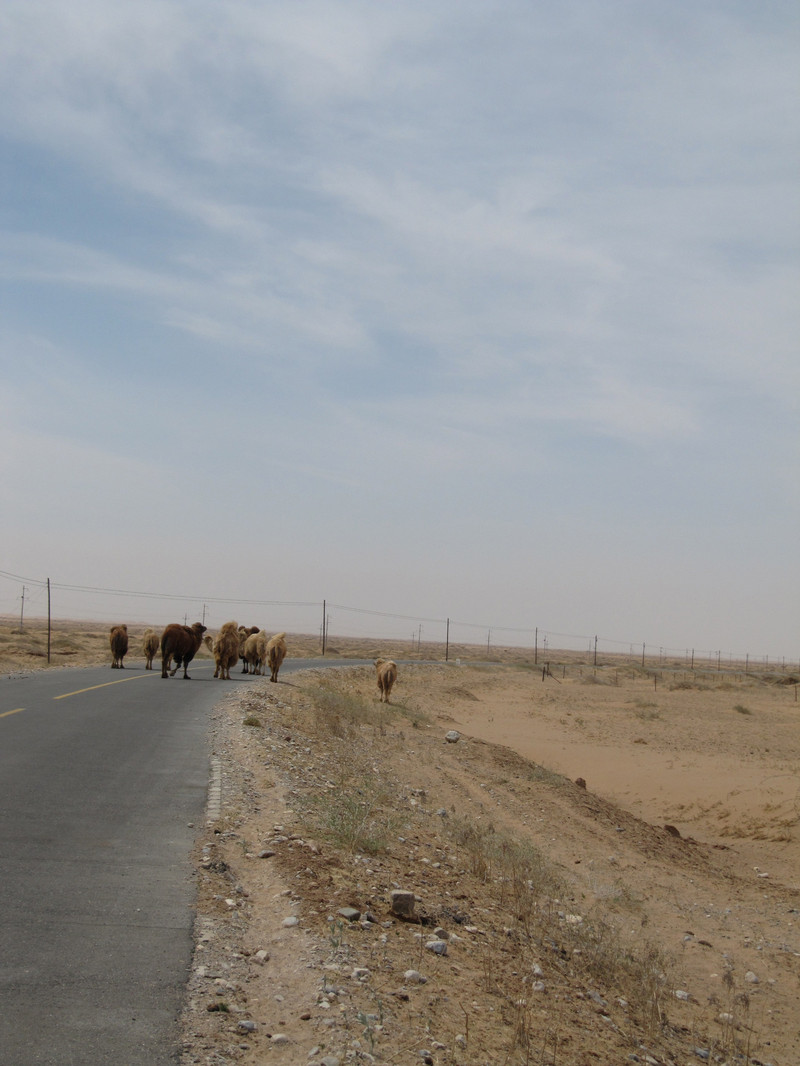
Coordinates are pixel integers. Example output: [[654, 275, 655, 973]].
[[0, 656, 338, 1066]]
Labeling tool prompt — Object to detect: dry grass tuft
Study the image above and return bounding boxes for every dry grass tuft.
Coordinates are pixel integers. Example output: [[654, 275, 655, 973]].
[[442, 813, 673, 1040], [296, 768, 402, 855]]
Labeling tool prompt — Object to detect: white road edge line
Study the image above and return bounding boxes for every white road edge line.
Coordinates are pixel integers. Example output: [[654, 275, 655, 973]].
[[207, 756, 222, 823]]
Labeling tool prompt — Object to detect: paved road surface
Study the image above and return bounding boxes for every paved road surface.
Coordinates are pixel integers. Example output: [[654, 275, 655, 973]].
[[0, 657, 340, 1066]]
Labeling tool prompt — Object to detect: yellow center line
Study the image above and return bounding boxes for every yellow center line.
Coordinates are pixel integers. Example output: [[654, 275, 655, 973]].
[[52, 662, 214, 700], [1, 707, 25, 718], [53, 673, 156, 700]]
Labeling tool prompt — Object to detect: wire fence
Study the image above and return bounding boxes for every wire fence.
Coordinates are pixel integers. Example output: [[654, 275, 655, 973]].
[[0, 567, 796, 673]]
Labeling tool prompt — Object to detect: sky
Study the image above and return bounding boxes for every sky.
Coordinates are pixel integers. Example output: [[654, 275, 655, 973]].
[[1, 1, 798, 661]]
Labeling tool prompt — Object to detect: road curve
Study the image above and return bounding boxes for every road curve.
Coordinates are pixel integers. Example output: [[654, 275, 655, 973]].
[[0, 656, 349, 1066]]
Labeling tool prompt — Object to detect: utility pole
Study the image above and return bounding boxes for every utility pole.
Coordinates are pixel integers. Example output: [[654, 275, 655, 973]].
[[594, 635, 598, 667], [19, 586, 26, 630], [534, 627, 538, 665], [445, 617, 450, 662], [47, 578, 51, 663]]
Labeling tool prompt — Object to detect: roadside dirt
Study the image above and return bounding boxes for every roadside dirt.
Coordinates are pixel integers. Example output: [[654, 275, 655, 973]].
[[179, 661, 800, 1066]]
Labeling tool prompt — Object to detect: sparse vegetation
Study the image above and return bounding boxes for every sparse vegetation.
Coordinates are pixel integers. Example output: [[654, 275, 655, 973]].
[[443, 813, 672, 1038], [304, 676, 384, 735], [296, 768, 402, 854], [2, 619, 797, 1063], [632, 699, 661, 720]]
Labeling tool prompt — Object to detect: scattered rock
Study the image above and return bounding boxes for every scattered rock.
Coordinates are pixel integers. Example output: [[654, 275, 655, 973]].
[[445, 730, 461, 743], [425, 939, 448, 955], [390, 890, 417, 918], [176, 652, 792, 1066]]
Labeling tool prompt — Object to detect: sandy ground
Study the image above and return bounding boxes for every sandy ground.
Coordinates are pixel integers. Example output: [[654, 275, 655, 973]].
[[178, 659, 800, 1066], [448, 666, 800, 885]]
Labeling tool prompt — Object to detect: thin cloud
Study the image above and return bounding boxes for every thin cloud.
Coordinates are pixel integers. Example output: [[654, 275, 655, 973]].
[[0, 1, 797, 656]]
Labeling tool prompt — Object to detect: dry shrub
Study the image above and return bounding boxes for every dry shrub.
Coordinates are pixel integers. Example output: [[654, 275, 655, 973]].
[[444, 814, 673, 1043], [295, 677, 405, 853], [296, 766, 401, 855], [633, 701, 661, 720], [445, 817, 499, 881], [559, 912, 671, 1032], [305, 677, 384, 736], [304, 671, 427, 736]]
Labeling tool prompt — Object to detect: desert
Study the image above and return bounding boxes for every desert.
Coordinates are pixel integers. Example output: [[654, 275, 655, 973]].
[[1, 619, 798, 1065]]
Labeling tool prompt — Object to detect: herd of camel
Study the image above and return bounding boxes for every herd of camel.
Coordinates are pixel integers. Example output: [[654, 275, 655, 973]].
[[107, 621, 286, 681], [108, 623, 399, 700]]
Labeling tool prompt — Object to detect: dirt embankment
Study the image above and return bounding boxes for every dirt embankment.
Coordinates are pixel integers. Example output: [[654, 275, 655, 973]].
[[179, 661, 800, 1066]]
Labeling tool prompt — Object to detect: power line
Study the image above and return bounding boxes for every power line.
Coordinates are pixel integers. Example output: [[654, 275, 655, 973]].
[[0, 571, 317, 608], [0, 569, 790, 664]]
